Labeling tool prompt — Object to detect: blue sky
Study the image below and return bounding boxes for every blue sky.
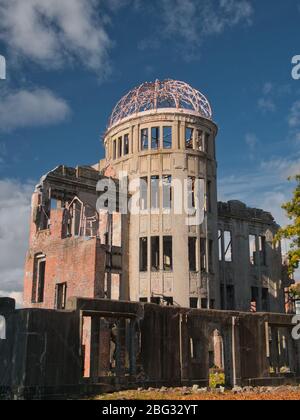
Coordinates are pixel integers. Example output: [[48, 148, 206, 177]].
[[0, 0, 299, 300]]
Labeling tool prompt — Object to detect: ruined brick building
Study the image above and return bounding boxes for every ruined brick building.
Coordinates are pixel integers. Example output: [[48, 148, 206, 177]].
[[23, 80, 292, 314], [0, 80, 298, 399]]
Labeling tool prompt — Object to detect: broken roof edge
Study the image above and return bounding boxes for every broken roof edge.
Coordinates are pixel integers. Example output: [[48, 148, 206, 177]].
[[34, 165, 100, 192], [218, 200, 279, 227], [33, 164, 127, 200]]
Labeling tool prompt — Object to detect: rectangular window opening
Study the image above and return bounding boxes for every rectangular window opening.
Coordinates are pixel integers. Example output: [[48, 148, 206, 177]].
[[163, 126, 172, 149], [151, 236, 160, 272], [163, 236, 173, 272], [197, 130, 203, 151], [140, 177, 148, 211], [259, 236, 267, 266], [124, 134, 129, 155], [185, 127, 194, 149], [139, 237, 148, 272], [151, 176, 160, 210], [188, 176, 196, 210], [32, 255, 46, 304], [251, 286, 259, 312], [113, 140, 117, 160], [224, 231, 232, 262], [163, 175, 172, 210], [189, 237, 197, 272], [249, 234, 256, 265], [139, 298, 148, 303], [118, 137, 122, 158], [55, 282, 67, 310], [200, 238, 206, 272], [218, 230, 223, 262], [190, 297, 198, 309], [141, 128, 149, 151], [201, 298, 208, 309], [151, 127, 160, 150], [151, 297, 161, 305]]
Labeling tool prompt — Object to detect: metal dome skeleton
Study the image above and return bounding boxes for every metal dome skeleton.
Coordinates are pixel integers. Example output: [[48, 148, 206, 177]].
[[108, 79, 212, 129]]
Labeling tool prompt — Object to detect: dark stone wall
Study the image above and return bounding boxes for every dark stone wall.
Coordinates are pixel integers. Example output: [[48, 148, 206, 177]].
[[0, 305, 81, 396], [0, 297, 300, 399], [141, 305, 181, 384]]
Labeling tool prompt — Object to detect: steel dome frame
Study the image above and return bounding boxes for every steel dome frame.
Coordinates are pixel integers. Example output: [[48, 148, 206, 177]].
[[108, 79, 212, 129]]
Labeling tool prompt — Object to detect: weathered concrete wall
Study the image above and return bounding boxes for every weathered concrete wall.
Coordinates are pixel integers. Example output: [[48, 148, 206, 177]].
[[218, 201, 290, 314], [0, 299, 81, 399], [102, 110, 219, 309], [1, 297, 300, 399], [141, 304, 181, 384]]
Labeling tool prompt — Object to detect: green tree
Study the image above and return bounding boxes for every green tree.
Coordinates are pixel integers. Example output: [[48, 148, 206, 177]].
[[275, 175, 300, 275], [290, 283, 300, 299]]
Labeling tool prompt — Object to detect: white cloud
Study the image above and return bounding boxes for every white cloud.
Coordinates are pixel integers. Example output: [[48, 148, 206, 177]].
[[160, 0, 253, 42], [258, 97, 276, 113], [219, 156, 300, 222], [257, 83, 276, 113], [245, 133, 259, 160], [288, 100, 300, 128], [262, 82, 273, 95], [258, 82, 293, 115], [0, 0, 112, 75], [219, 155, 300, 279], [221, 178, 297, 276], [0, 88, 70, 132], [260, 156, 300, 179], [0, 179, 33, 302], [245, 132, 258, 148], [0, 290, 23, 308], [104, 0, 141, 11]]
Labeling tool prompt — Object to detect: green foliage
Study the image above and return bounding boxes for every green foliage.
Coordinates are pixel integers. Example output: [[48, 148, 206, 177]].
[[209, 371, 225, 388], [290, 283, 300, 299], [275, 175, 300, 275]]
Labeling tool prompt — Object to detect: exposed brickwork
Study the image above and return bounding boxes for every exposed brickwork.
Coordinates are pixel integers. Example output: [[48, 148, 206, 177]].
[[23, 165, 127, 311], [24, 207, 106, 308]]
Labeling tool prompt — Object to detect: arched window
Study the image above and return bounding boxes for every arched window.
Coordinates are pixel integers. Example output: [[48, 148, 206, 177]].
[[0, 315, 6, 340]]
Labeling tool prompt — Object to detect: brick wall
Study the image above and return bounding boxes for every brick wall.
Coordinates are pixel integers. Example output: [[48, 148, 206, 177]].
[[24, 207, 106, 309]]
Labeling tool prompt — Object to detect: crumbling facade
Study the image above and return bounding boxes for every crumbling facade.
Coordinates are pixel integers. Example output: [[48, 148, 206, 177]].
[[23, 79, 292, 313], [218, 200, 289, 313], [23, 165, 129, 309], [2, 79, 295, 399]]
